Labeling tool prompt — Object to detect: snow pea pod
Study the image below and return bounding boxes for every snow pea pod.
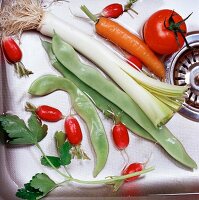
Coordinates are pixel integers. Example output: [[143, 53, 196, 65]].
[[42, 40, 154, 142], [29, 75, 109, 177], [51, 34, 197, 169]]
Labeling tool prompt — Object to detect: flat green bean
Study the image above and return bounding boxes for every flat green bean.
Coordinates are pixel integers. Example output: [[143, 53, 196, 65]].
[[42, 40, 154, 142], [51, 34, 197, 169], [29, 75, 109, 177]]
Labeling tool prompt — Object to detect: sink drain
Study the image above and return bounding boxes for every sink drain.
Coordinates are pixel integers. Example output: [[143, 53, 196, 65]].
[[165, 32, 199, 121]]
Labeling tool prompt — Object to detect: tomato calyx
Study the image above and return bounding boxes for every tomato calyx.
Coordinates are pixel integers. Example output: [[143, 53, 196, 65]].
[[164, 11, 192, 49], [124, 0, 138, 15]]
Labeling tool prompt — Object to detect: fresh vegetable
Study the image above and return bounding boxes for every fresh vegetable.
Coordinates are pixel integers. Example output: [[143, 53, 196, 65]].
[[64, 116, 90, 160], [1, 36, 33, 77], [29, 75, 109, 177], [105, 109, 129, 150], [0, 113, 154, 199], [54, 131, 66, 151], [64, 116, 82, 145], [81, 5, 165, 79], [112, 122, 129, 150], [143, 9, 191, 55], [100, 0, 138, 19], [112, 162, 144, 189], [0, 114, 47, 145], [16, 173, 57, 200], [53, 33, 173, 128], [41, 141, 72, 168], [42, 41, 154, 142], [125, 54, 142, 70], [49, 36, 196, 169], [1, 1, 196, 169], [101, 3, 123, 18], [25, 102, 64, 122], [122, 162, 143, 182], [0, 1, 189, 128]]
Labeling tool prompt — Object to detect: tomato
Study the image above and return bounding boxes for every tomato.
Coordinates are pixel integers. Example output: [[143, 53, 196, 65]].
[[101, 3, 123, 18], [143, 9, 189, 55], [112, 122, 129, 150], [122, 163, 143, 182], [126, 54, 142, 70], [64, 116, 83, 145], [2, 36, 22, 63], [36, 105, 63, 122]]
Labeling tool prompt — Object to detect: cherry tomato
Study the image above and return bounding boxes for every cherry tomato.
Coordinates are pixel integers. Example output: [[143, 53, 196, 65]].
[[36, 105, 63, 122], [112, 122, 129, 150], [122, 163, 143, 182], [101, 3, 123, 18], [126, 54, 142, 70], [64, 116, 83, 145], [2, 36, 22, 63], [143, 9, 188, 55]]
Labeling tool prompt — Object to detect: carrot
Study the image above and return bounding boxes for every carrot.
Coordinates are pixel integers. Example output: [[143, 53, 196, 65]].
[[81, 7, 166, 79]]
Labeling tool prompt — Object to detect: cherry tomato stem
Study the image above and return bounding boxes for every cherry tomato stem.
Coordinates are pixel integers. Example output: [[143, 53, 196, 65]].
[[64, 116, 83, 145]]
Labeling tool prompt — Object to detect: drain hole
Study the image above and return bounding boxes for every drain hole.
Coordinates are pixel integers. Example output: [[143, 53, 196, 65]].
[[165, 34, 199, 121], [192, 51, 197, 62], [194, 95, 198, 103], [181, 63, 189, 69], [177, 69, 186, 74], [188, 91, 193, 99], [178, 82, 186, 86], [194, 75, 199, 86], [175, 77, 185, 80], [185, 55, 191, 64]]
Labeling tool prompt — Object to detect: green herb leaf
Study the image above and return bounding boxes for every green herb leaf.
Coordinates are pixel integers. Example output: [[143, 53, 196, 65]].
[[0, 114, 47, 145], [28, 114, 48, 142], [16, 177, 46, 200], [30, 173, 57, 195], [54, 131, 66, 152], [16, 173, 57, 200], [16, 184, 43, 200], [59, 141, 72, 166], [41, 156, 61, 168], [0, 114, 36, 144]]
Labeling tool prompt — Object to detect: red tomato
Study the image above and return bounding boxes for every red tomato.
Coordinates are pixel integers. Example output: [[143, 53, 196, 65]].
[[122, 163, 143, 182], [112, 122, 129, 150], [126, 54, 142, 70], [2, 37, 22, 63], [64, 116, 83, 145], [101, 3, 123, 18], [143, 9, 188, 55], [36, 105, 63, 122]]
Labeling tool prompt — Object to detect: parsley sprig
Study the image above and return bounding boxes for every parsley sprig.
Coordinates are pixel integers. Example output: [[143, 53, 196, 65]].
[[0, 114, 154, 200]]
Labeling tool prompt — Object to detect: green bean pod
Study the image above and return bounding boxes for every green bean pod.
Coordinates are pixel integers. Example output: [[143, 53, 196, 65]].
[[29, 75, 109, 177], [50, 34, 197, 169], [42, 40, 154, 142]]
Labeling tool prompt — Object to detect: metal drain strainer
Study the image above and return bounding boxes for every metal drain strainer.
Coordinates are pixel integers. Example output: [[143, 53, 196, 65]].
[[165, 32, 199, 121]]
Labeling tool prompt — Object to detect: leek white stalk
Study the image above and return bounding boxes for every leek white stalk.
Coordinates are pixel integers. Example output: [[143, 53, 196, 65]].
[[37, 12, 174, 127], [0, 0, 187, 127]]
